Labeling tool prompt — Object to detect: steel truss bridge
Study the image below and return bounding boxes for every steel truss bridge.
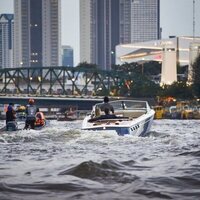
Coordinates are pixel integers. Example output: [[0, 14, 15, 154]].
[[0, 66, 131, 96]]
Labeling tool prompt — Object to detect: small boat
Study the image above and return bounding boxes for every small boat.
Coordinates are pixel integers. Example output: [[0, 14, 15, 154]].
[[82, 99, 155, 136], [56, 112, 77, 121], [56, 105, 78, 121], [0, 112, 47, 132], [4, 121, 18, 131], [0, 121, 25, 132]]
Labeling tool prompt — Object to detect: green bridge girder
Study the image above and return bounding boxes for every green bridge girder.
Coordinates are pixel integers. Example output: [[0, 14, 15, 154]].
[[0, 66, 131, 96]]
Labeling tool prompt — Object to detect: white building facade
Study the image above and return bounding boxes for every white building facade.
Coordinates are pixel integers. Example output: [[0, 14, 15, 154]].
[[116, 36, 200, 85]]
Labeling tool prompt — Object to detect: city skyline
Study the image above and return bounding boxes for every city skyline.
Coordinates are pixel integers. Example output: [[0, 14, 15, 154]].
[[0, 0, 200, 66], [80, 0, 160, 70]]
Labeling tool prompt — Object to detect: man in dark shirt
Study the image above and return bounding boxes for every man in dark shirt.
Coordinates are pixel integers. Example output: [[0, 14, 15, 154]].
[[6, 103, 16, 124], [100, 96, 114, 114], [24, 99, 37, 129]]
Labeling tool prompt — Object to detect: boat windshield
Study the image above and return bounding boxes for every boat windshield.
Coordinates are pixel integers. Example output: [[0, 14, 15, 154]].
[[95, 100, 148, 111]]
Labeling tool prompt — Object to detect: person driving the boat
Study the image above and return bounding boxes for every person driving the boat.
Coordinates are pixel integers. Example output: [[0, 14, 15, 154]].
[[6, 103, 16, 124], [24, 98, 38, 129], [103, 107, 117, 119], [100, 96, 114, 114]]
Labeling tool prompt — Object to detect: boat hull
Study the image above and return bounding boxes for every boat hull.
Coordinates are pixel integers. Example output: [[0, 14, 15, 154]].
[[82, 110, 155, 136]]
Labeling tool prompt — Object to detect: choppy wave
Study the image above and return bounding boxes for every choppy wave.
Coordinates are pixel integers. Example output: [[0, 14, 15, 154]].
[[0, 119, 200, 199], [59, 159, 139, 184]]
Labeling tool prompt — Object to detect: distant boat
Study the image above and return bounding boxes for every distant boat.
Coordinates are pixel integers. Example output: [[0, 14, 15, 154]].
[[0, 121, 24, 132], [56, 105, 78, 121], [82, 99, 155, 136]]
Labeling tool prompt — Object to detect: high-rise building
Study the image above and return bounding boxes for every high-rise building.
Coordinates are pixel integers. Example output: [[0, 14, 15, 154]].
[[80, 0, 160, 70], [80, 0, 91, 66], [0, 14, 14, 69], [131, 0, 160, 43], [62, 45, 74, 67], [14, 0, 61, 68], [120, 0, 132, 44], [80, 0, 121, 70]]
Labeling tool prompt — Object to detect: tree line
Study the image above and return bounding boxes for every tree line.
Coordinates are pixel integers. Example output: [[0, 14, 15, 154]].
[[77, 54, 200, 100]]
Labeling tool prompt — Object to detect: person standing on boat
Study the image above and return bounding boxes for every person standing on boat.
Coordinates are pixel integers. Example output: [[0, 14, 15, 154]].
[[100, 96, 114, 114], [6, 103, 16, 124], [24, 98, 37, 129]]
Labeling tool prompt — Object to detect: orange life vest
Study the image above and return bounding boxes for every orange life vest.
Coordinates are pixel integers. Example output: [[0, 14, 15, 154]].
[[35, 112, 45, 126]]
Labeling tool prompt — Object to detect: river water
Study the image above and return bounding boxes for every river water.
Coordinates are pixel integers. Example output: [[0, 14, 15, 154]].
[[0, 119, 200, 200]]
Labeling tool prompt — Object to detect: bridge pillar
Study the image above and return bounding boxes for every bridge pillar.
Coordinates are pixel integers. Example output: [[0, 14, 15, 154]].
[[188, 42, 200, 83], [161, 43, 177, 85]]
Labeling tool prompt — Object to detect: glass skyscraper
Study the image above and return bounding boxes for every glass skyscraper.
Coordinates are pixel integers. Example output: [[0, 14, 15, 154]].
[[131, 0, 160, 43], [14, 0, 61, 68], [0, 14, 14, 68], [80, 0, 121, 70], [62, 45, 74, 67]]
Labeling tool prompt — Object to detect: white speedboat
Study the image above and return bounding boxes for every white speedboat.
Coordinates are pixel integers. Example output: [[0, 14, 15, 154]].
[[82, 99, 155, 136]]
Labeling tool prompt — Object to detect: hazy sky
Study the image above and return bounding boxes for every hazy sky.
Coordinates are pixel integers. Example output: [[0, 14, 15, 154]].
[[0, 0, 200, 66]]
